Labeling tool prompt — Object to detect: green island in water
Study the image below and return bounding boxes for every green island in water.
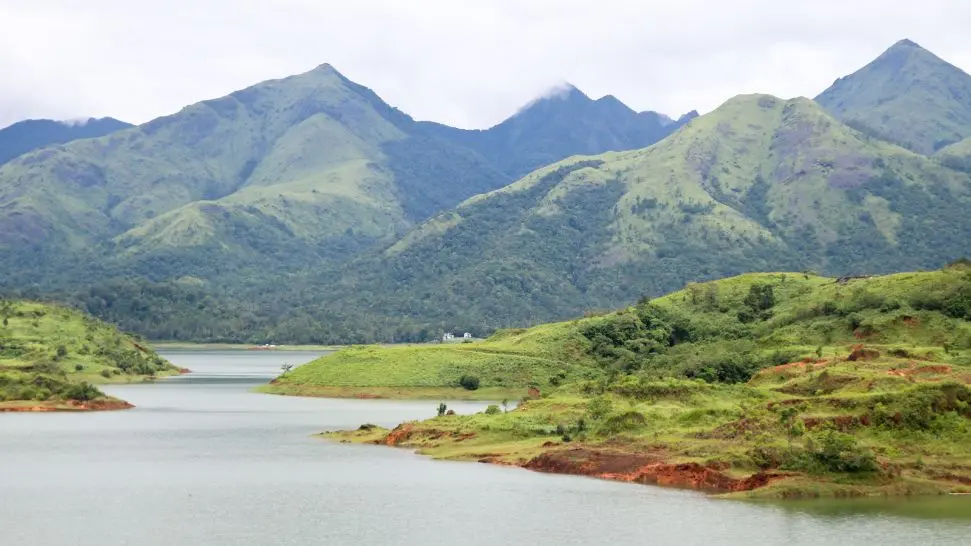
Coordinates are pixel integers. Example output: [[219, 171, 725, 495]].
[[0, 300, 179, 411], [266, 264, 971, 499]]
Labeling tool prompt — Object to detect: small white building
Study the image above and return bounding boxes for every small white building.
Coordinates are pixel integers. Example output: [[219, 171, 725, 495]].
[[463, 332, 472, 339], [442, 332, 455, 342]]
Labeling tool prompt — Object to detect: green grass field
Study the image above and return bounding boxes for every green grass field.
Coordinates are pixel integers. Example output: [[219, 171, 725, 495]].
[[261, 323, 600, 398]]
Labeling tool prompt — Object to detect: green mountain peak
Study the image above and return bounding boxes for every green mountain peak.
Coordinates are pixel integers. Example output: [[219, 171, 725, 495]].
[[0, 63, 507, 269], [816, 39, 971, 154]]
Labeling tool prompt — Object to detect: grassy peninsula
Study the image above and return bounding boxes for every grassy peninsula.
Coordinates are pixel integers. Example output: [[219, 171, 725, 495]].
[[259, 324, 599, 400], [315, 264, 971, 498], [0, 300, 178, 411]]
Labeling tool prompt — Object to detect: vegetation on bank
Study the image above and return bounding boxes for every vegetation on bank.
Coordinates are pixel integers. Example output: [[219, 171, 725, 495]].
[[323, 265, 971, 497], [0, 299, 177, 410], [259, 325, 600, 399]]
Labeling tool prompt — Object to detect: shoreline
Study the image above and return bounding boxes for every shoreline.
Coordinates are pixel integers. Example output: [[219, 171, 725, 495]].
[[325, 423, 968, 499], [150, 342, 345, 351], [256, 383, 524, 401], [0, 398, 134, 412]]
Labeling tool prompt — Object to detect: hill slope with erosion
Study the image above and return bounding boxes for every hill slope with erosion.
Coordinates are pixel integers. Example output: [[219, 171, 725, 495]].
[[319, 265, 971, 497]]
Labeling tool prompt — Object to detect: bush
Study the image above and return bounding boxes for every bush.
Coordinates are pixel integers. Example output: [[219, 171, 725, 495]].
[[32, 360, 61, 375], [63, 382, 102, 402], [871, 383, 971, 430], [74, 364, 84, 372], [785, 430, 878, 473], [484, 404, 501, 415], [748, 445, 785, 470], [100, 369, 112, 379], [586, 395, 613, 420], [458, 375, 480, 391], [600, 411, 647, 435]]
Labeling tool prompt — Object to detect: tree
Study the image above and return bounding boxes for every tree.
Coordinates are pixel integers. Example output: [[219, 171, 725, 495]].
[[0, 299, 12, 328], [280, 363, 294, 376], [458, 374, 480, 390], [743, 283, 776, 313], [437, 402, 448, 417], [778, 405, 805, 449]]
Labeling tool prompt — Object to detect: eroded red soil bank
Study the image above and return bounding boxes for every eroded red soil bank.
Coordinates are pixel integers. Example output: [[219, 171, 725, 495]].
[[379, 423, 785, 494], [0, 399, 134, 412]]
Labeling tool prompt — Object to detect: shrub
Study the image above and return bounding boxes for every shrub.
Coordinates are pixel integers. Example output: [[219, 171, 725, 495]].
[[100, 369, 112, 379], [458, 375, 480, 391], [32, 360, 61, 375], [63, 382, 102, 402], [600, 411, 647, 435], [586, 395, 613, 420], [809, 430, 877, 473], [56, 345, 68, 359], [74, 364, 84, 372], [871, 383, 971, 430], [693, 355, 759, 384], [484, 404, 501, 415], [748, 445, 785, 470], [785, 430, 878, 473]]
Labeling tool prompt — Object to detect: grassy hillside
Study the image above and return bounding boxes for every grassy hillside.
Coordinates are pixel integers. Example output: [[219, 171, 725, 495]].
[[816, 39, 971, 154], [0, 64, 507, 279], [0, 299, 177, 410], [323, 265, 971, 497], [267, 92, 971, 342], [261, 321, 601, 399], [937, 137, 971, 173]]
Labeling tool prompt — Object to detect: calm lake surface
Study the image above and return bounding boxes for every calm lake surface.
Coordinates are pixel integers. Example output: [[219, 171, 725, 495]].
[[2, 350, 970, 545]]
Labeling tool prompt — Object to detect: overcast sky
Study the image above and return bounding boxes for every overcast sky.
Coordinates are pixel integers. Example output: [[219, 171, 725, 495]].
[[2, 0, 970, 129]]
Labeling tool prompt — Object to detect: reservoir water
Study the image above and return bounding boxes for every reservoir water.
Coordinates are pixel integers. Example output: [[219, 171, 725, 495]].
[[1, 350, 970, 545]]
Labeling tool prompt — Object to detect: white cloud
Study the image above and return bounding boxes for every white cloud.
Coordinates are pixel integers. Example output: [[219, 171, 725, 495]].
[[1, 0, 969, 129]]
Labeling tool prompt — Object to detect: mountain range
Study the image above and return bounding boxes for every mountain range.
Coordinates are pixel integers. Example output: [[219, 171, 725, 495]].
[[0, 117, 131, 166], [0, 65, 686, 284], [2, 38, 971, 344], [421, 84, 696, 179]]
